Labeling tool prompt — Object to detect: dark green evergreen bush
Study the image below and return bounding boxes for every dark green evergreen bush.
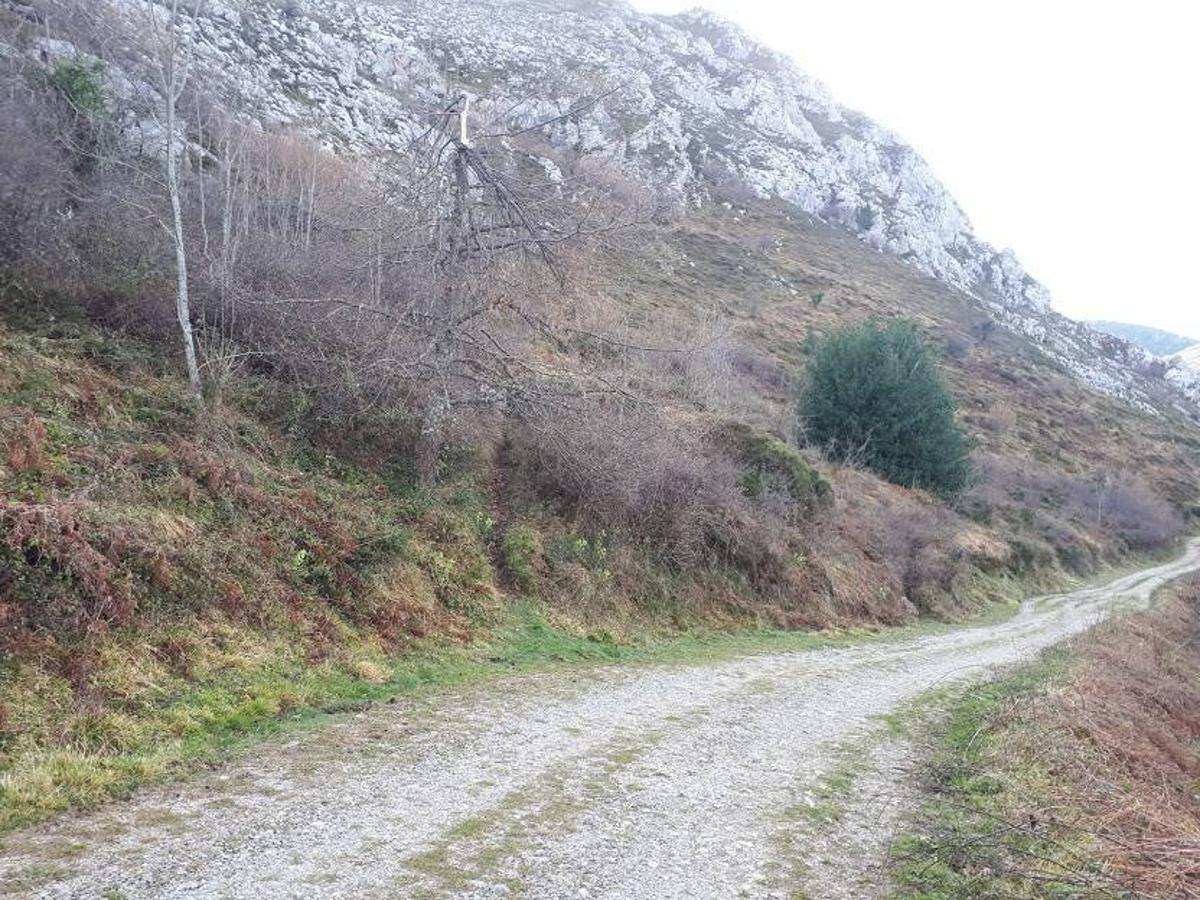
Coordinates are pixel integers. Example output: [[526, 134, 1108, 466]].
[[799, 320, 972, 496]]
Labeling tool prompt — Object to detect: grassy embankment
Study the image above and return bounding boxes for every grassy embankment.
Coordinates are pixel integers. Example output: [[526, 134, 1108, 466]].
[[0, 312, 1180, 835], [0, 316, 1004, 834], [890, 578, 1200, 898]]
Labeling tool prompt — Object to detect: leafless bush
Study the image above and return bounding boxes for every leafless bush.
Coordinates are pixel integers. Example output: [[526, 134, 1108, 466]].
[[3, 0, 646, 448], [699, 157, 760, 206], [506, 398, 810, 589], [0, 43, 78, 277], [968, 452, 1183, 562], [0, 97, 70, 268], [729, 345, 793, 391], [865, 488, 968, 613], [1099, 477, 1186, 550], [511, 403, 706, 561], [195, 327, 247, 408]]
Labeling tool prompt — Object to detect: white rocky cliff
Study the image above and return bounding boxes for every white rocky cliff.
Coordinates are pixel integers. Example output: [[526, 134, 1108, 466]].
[[11, 0, 1199, 416]]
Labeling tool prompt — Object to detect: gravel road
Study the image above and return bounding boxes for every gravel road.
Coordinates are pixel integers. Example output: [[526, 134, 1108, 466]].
[[4, 538, 1199, 900]]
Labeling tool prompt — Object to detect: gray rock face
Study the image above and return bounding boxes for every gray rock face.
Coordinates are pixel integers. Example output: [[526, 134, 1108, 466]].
[[23, 0, 1200, 415], [163, 0, 1052, 309]]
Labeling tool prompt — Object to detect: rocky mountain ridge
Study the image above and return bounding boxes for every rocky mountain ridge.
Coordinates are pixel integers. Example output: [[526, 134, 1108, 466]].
[[14, 0, 1200, 417]]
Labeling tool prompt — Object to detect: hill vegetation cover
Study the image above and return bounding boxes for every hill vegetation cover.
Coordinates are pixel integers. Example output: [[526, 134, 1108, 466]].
[[0, 0, 1197, 828]]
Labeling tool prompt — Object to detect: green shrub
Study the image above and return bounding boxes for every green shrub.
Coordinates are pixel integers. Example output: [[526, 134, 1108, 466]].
[[502, 524, 542, 594], [50, 59, 107, 115], [854, 204, 876, 231], [799, 320, 972, 496], [717, 422, 832, 510], [545, 531, 609, 573]]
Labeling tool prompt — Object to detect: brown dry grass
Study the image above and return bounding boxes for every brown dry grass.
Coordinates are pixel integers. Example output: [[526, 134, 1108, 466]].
[[1030, 582, 1200, 897], [611, 201, 1200, 563], [901, 582, 1200, 898]]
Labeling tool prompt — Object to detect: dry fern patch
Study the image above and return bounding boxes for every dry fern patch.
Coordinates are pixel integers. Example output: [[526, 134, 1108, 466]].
[[893, 579, 1200, 898], [0, 322, 500, 830]]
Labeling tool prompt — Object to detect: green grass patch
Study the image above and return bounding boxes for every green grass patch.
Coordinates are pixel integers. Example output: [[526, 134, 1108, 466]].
[[887, 652, 1109, 899], [0, 598, 1025, 836]]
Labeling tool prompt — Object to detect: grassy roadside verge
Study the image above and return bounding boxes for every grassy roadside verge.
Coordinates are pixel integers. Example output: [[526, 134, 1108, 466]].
[[0, 553, 1143, 838], [886, 654, 1091, 899], [888, 577, 1200, 899], [0, 597, 1008, 838]]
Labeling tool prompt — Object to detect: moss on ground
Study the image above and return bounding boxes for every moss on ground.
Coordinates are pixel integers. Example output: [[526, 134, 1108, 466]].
[[714, 420, 832, 510], [886, 653, 1105, 899]]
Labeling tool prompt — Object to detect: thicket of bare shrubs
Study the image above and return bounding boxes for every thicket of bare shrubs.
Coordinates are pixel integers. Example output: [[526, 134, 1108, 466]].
[[3, 3, 644, 445], [0, 0, 1188, 643], [813, 465, 1008, 619], [0, 1, 857, 625], [508, 405, 816, 587], [966, 451, 1184, 571]]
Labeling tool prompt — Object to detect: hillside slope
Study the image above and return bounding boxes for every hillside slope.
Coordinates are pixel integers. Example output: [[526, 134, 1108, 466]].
[[1, 0, 1199, 834], [0, 313, 1002, 829], [624, 201, 1200, 511], [662, 202, 1200, 494], [2, 203, 1196, 832], [12, 0, 1196, 416]]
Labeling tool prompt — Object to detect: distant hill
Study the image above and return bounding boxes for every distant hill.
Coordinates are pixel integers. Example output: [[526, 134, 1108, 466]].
[[1090, 321, 1198, 357], [1176, 344, 1200, 370]]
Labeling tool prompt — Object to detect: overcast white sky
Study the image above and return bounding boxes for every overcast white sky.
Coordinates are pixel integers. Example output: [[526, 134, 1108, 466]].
[[633, 0, 1200, 340]]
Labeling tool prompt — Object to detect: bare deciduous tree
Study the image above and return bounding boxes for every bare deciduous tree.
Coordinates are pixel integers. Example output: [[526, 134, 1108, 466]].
[[146, 0, 206, 403], [10, 2, 680, 477], [29, 0, 210, 401]]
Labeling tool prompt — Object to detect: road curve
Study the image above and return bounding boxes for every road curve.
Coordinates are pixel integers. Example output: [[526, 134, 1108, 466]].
[[4, 538, 1200, 900]]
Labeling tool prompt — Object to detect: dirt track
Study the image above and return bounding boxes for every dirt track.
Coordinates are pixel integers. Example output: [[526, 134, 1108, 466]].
[[4, 538, 1199, 899]]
